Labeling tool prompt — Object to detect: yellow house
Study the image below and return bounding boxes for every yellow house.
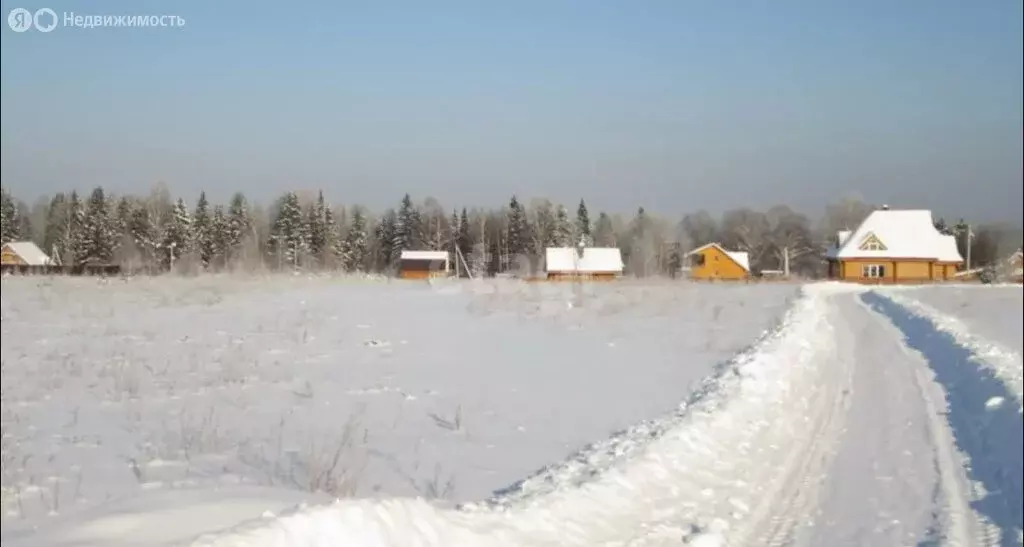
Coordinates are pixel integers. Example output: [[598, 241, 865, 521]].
[[686, 243, 751, 281], [1, 241, 53, 266], [825, 207, 963, 283]]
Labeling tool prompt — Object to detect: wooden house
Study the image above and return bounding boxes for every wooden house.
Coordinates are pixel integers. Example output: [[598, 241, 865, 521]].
[[1, 241, 53, 266], [685, 243, 751, 281], [824, 207, 963, 283], [398, 250, 451, 279], [544, 247, 623, 280]]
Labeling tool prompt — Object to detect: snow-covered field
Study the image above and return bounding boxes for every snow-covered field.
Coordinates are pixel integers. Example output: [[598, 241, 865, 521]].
[[0, 275, 798, 544], [2, 277, 1022, 547]]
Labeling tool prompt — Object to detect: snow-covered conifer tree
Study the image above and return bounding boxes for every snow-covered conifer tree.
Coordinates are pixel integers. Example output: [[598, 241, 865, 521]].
[[506, 195, 529, 258], [161, 198, 192, 267], [1, 188, 20, 244], [80, 187, 115, 264], [269, 191, 307, 268], [375, 209, 396, 271], [390, 193, 420, 265], [193, 191, 215, 267], [576, 199, 592, 246], [210, 205, 229, 269], [342, 207, 369, 272], [553, 205, 573, 247]]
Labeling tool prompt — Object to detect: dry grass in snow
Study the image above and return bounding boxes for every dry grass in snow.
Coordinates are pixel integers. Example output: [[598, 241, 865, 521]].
[[0, 274, 798, 531]]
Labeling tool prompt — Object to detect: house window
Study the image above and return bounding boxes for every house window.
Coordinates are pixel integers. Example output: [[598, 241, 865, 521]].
[[692, 254, 706, 267], [862, 264, 886, 278], [858, 233, 887, 251]]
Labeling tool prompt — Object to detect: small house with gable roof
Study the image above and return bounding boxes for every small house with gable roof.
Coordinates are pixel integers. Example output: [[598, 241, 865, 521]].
[[398, 250, 451, 279], [1, 241, 53, 266], [685, 243, 751, 281], [825, 206, 963, 283], [544, 247, 623, 280]]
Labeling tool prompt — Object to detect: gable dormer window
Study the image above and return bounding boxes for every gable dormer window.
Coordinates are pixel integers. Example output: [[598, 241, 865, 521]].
[[859, 233, 887, 251]]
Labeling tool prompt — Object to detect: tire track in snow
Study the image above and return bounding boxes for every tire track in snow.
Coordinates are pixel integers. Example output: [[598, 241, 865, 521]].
[[757, 350, 853, 547], [731, 313, 854, 547], [805, 293, 992, 547], [908, 343, 999, 547], [863, 292, 1021, 547], [879, 290, 1023, 412]]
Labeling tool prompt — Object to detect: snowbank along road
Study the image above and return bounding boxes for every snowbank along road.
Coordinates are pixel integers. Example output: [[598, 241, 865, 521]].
[[4, 282, 1023, 547]]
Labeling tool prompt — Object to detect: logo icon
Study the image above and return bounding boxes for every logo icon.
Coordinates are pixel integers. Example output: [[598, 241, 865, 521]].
[[7, 7, 58, 32], [33, 8, 57, 32], [7, 7, 32, 32]]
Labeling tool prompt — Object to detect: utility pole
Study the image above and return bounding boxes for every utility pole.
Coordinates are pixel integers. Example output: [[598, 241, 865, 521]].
[[966, 224, 973, 270]]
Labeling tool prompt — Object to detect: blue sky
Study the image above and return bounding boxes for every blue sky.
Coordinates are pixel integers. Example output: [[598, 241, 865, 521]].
[[2, 0, 1022, 221]]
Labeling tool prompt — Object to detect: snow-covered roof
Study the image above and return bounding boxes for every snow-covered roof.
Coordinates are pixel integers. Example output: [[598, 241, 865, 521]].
[[686, 243, 751, 273], [824, 231, 855, 259], [934, 234, 963, 263], [726, 251, 750, 272], [2, 241, 52, 265], [545, 247, 623, 274], [830, 209, 964, 263], [399, 250, 449, 262]]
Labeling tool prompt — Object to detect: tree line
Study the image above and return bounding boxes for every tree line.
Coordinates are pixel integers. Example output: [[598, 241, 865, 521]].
[[1, 184, 1020, 277]]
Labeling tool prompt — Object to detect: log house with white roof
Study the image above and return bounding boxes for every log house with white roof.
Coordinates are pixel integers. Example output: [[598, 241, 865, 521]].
[[825, 206, 964, 283]]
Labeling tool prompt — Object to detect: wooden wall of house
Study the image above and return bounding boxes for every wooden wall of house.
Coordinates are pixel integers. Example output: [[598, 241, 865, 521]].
[[836, 259, 895, 283], [398, 269, 449, 280], [0, 264, 121, 276], [688, 247, 749, 281], [545, 272, 619, 281], [398, 259, 449, 279], [833, 259, 962, 284], [897, 261, 932, 280], [1, 248, 27, 265]]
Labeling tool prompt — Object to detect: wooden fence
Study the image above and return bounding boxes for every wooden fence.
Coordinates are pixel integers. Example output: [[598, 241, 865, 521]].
[[1, 264, 122, 276]]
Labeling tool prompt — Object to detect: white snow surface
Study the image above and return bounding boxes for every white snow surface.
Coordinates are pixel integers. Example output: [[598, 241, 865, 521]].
[[0, 275, 798, 544], [177, 282, 846, 547], [878, 285, 1024, 410], [4, 277, 1021, 546]]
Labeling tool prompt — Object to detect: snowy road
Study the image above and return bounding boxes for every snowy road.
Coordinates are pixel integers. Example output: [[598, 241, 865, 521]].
[[804, 294, 984, 546], [5, 283, 1022, 547]]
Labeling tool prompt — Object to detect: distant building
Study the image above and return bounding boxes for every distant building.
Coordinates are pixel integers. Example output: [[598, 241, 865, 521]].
[[685, 243, 751, 281], [544, 247, 623, 280], [1, 241, 53, 266], [398, 250, 451, 279], [825, 207, 963, 283]]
